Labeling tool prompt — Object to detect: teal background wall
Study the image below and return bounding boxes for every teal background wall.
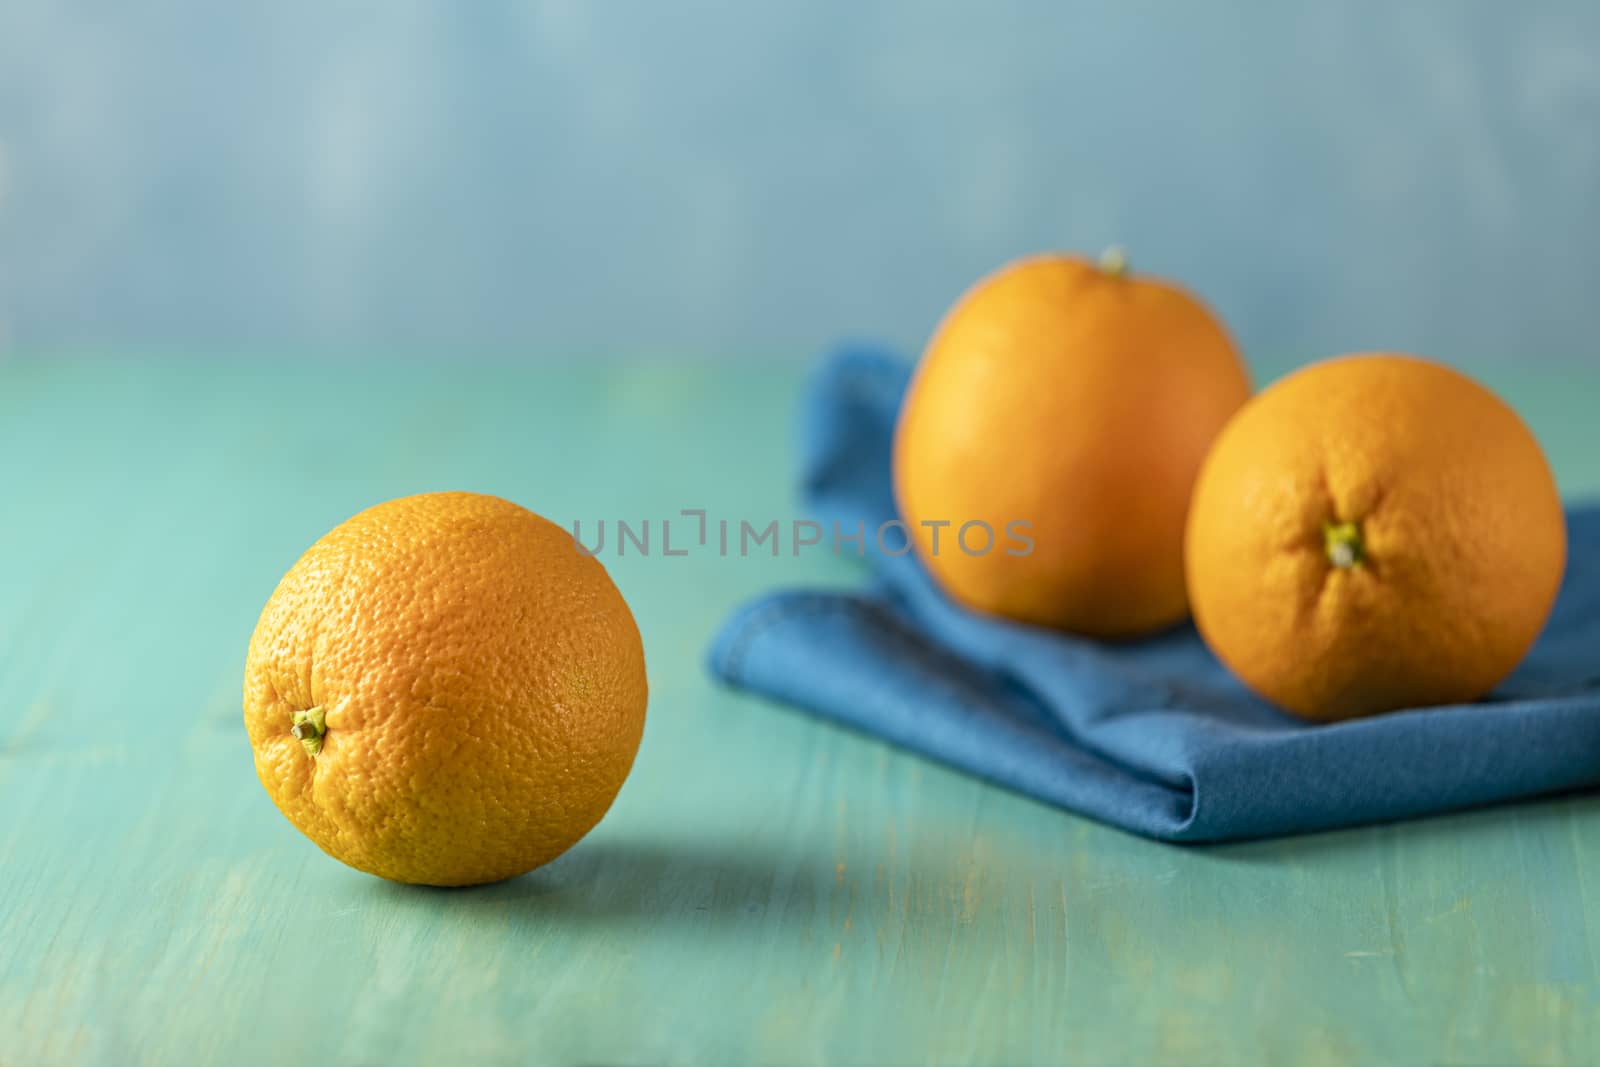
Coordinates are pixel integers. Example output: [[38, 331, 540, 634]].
[[1, 1, 1597, 364]]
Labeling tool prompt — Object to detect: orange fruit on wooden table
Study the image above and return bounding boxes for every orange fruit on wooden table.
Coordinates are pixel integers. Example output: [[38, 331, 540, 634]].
[[894, 249, 1252, 637], [243, 491, 648, 886], [1185, 353, 1567, 722]]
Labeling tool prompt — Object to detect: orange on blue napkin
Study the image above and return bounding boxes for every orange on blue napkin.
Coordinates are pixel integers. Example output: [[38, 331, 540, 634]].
[[708, 346, 1600, 841]]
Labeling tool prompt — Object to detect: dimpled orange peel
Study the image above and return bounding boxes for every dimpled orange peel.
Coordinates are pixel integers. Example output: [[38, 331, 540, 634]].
[[243, 491, 648, 886], [1185, 353, 1566, 721]]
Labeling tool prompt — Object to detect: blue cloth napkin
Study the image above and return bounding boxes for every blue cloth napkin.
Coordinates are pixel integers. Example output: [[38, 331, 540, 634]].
[[708, 346, 1600, 842]]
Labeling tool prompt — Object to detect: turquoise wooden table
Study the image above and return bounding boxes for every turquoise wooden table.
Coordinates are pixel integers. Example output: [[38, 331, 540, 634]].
[[4, 356, 1600, 1066]]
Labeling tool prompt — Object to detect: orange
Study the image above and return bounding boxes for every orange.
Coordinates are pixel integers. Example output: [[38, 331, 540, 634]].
[[1185, 353, 1567, 721], [243, 491, 648, 886], [893, 250, 1251, 636]]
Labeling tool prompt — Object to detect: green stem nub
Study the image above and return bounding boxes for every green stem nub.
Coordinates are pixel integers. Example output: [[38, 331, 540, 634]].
[[1098, 245, 1130, 278], [1323, 520, 1365, 570], [290, 706, 327, 756]]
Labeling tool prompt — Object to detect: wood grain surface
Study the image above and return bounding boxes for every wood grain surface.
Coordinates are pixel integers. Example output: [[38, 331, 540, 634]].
[[2, 356, 1598, 1066]]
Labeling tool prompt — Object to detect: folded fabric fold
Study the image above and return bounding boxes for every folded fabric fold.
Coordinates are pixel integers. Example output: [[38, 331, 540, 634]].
[[708, 346, 1600, 842]]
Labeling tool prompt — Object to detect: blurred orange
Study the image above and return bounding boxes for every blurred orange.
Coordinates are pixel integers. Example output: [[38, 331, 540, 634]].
[[894, 251, 1251, 637]]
